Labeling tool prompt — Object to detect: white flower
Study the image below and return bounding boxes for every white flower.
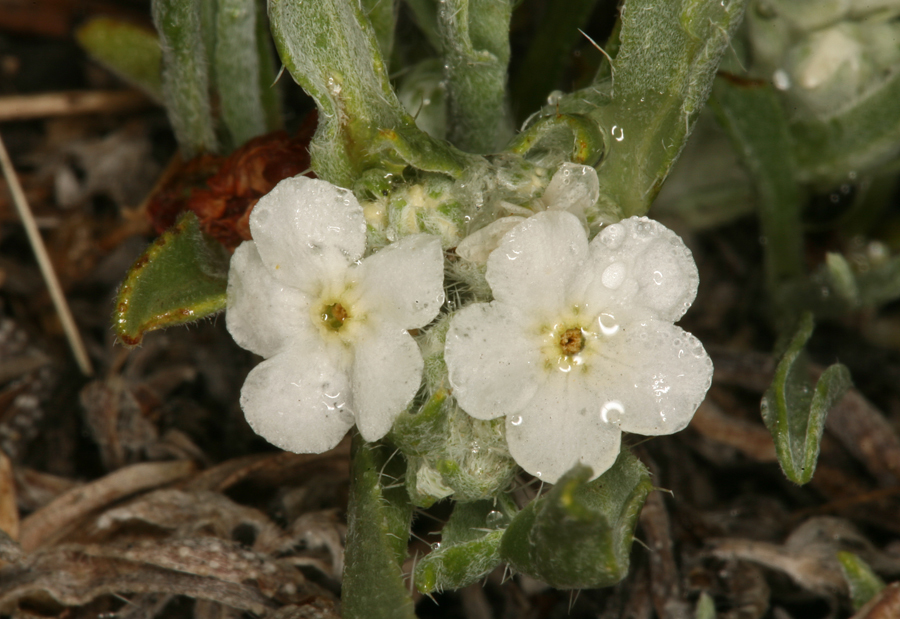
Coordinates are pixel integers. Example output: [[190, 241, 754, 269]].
[[456, 163, 599, 265], [444, 211, 713, 483], [226, 176, 445, 453]]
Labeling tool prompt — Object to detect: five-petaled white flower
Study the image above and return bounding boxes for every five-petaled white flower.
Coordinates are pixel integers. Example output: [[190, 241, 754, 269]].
[[227, 176, 444, 453], [444, 211, 713, 483]]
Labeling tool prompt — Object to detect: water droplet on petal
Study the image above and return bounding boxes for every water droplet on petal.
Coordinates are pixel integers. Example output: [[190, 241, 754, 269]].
[[600, 400, 625, 424], [511, 415, 523, 426], [653, 270, 664, 285], [602, 262, 626, 289], [598, 313, 619, 336], [599, 223, 625, 249]]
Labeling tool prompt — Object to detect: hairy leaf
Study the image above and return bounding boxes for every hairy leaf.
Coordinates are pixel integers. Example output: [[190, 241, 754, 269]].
[[838, 551, 886, 611], [114, 212, 229, 347], [152, 0, 217, 156], [760, 312, 852, 485], [342, 436, 416, 619], [499, 450, 651, 589], [75, 17, 163, 101]]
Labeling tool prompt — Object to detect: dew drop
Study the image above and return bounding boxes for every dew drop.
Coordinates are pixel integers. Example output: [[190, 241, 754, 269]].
[[598, 313, 619, 336], [602, 262, 626, 289], [652, 270, 664, 285], [600, 223, 625, 249], [772, 69, 791, 91], [510, 415, 523, 426], [611, 125, 625, 142], [600, 400, 625, 424], [486, 510, 507, 529]]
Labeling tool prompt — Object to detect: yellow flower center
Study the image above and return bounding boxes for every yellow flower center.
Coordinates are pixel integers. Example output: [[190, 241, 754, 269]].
[[322, 302, 350, 331]]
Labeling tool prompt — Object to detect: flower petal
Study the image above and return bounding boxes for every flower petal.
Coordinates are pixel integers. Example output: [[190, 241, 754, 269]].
[[351, 326, 424, 442], [542, 163, 599, 223], [486, 211, 589, 318], [587, 320, 713, 436], [506, 373, 622, 484], [240, 343, 354, 453], [445, 303, 542, 420], [250, 176, 367, 293], [352, 234, 445, 328], [226, 241, 312, 358], [584, 217, 699, 322], [456, 217, 524, 266]]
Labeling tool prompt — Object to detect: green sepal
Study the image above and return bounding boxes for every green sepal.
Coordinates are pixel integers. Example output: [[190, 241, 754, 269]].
[[152, 0, 218, 156], [837, 551, 886, 611], [75, 17, 163, 102], [499, 450, 652, 589], [567, 0, 746, 217], [760, 312, 852, 485], [414, 498, 516, 594], [342, 436, 416, 619], [114, 212, 229, 347], [694, 592, 716, 619], [390, 390, 450, 457]]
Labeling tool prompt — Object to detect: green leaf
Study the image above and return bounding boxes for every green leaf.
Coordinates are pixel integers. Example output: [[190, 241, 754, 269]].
[[152, 0, 218, 156], [214, 0, 269, 147], [361, 0, 398, 71], [694, 592, 716, 619], [760, 312, 852, 485], [438, 0, 514, 153], [838, 551, 886, 611], [711, 77, 805, 308], [564, 0, 746, 217], [268, 0, 408, 184], [413, 499, 515, 594], [114, 212, 229, 347], [343, 436, 417, 619], [75, 17, 163, 102], [792, 70, 900, 187], [499, 450, 652, 589], [254, 0, 282, 133]]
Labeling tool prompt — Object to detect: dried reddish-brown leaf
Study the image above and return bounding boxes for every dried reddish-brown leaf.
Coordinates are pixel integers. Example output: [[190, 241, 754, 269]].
[[147, 117, 316, 250]]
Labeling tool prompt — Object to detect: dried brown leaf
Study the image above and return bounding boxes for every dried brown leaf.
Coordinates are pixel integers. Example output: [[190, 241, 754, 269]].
[[0, 451, 18, 540], [19, 460, 195, 551], [93, 488, 280, 546], [0, 545, 273, 615]]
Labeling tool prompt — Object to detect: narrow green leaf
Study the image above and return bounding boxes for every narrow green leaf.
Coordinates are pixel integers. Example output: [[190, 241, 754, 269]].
[[114, 212, 229, 347], [152, 0, 217, 156], [215, 0, 268, 147], [438, 0, 514, 153], [343, 436, 416, 619], [564, 0, 745, 217], [838, 551, 886, 611], [268, 0, 408, 184], [695, 592, 716, 619], [361, 0, 397, 71], [75, 17, 163, 102], [254, 0, 282, 132], [760, 312, 852, 485], [499, 450, 652, 589], [711, 77, 805, 308]]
